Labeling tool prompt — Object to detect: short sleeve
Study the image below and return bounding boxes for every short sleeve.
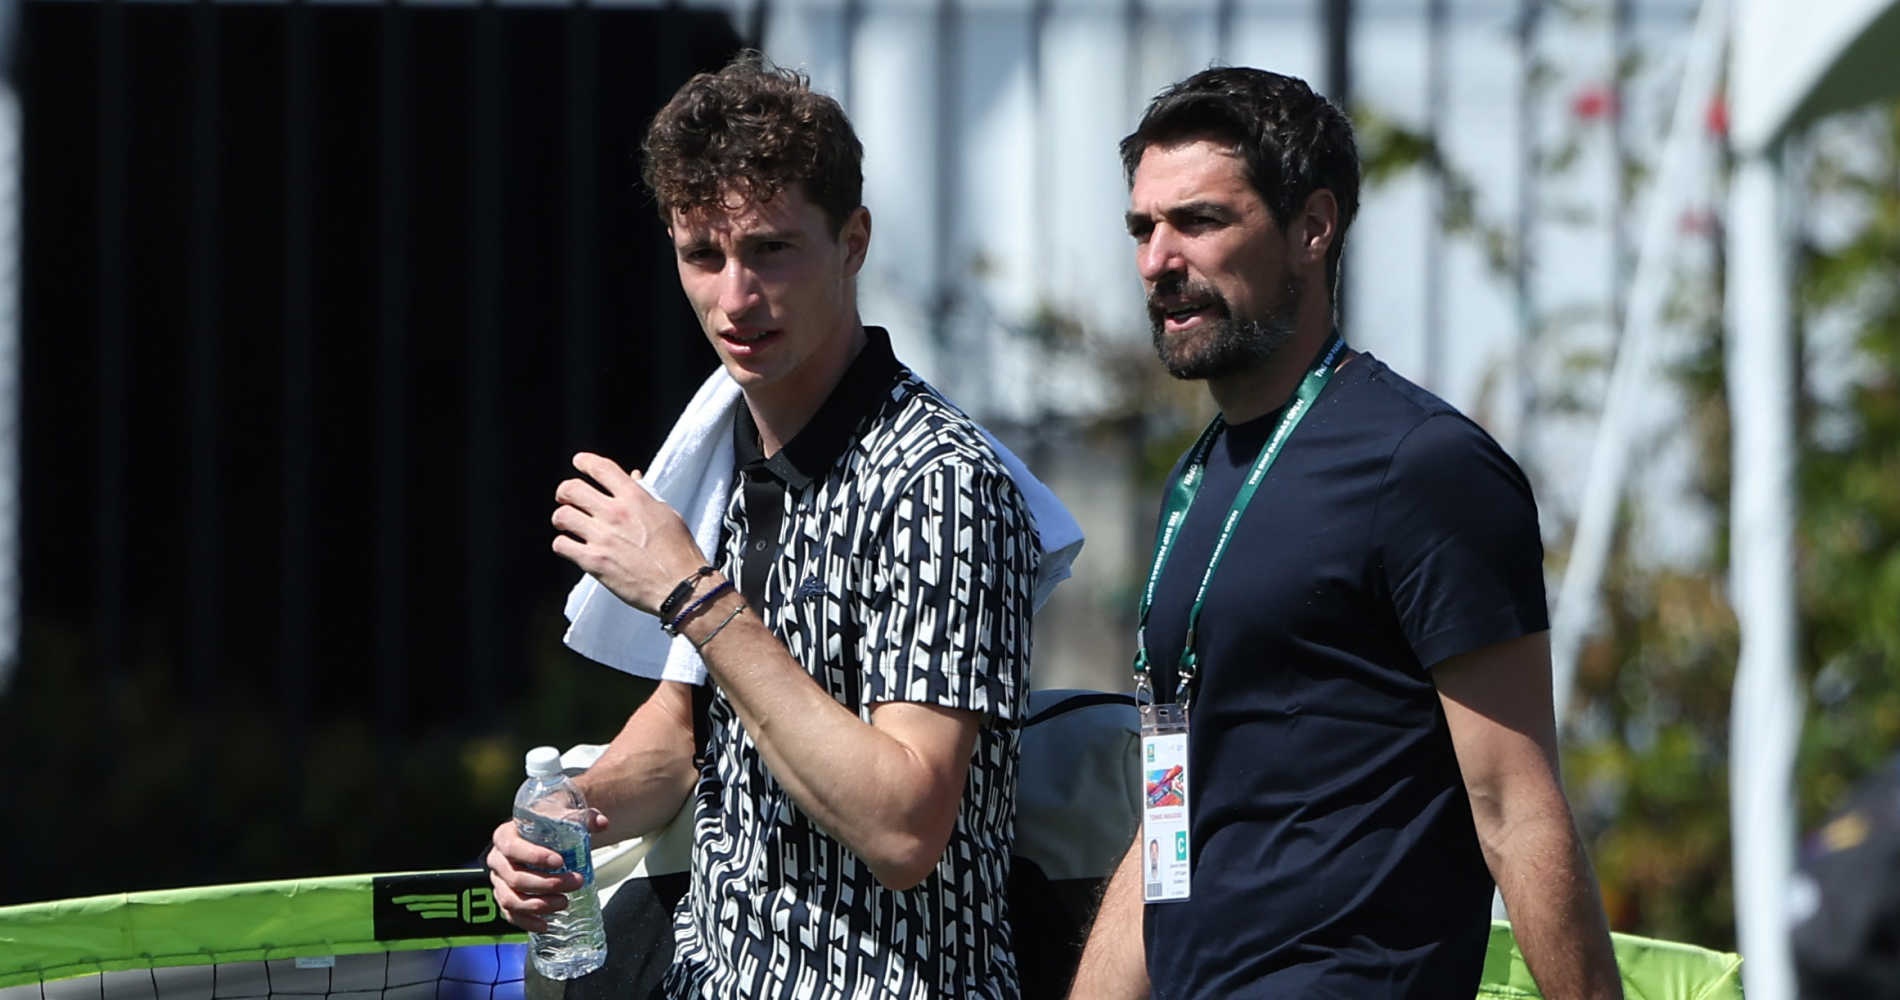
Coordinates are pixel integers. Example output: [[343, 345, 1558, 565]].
[[1374, 413, 1549, 668], [863, 458, 1037, 722]]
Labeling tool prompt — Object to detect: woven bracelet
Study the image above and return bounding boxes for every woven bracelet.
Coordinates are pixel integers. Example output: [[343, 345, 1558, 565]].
[[663, 579, 733, 636]]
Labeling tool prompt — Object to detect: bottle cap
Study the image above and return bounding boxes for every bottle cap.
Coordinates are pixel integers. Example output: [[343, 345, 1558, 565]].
[[524, 746, 564, 778]]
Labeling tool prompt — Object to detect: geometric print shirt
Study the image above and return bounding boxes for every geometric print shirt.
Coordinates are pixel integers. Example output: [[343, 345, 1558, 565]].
[[663, 327, 1040, 999]]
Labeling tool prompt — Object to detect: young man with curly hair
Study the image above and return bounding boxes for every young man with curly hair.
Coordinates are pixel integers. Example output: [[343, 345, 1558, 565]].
[[486, 56, 1039, 999]]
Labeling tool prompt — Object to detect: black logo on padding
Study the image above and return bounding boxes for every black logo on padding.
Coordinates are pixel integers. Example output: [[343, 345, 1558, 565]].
[[372, 871, 505, 941]]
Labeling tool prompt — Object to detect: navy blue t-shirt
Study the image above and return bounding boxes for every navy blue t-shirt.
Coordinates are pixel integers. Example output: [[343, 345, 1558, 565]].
[[1140, 353, 1548, 998]]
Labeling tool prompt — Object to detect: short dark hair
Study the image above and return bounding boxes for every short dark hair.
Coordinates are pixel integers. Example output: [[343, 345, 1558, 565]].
[[1120, 67, 1361, 292], [642, 53, 864, 234]]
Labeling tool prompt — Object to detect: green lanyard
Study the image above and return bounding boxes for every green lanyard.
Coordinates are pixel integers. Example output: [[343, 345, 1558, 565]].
[[1133, 333, 1347, 712]]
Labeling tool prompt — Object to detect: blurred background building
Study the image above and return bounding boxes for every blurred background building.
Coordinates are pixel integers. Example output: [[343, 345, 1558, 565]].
[[737, 0, 1711, 693]]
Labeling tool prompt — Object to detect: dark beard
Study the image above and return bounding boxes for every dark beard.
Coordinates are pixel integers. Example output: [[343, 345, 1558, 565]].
[[1147, 276, 1301, 381]]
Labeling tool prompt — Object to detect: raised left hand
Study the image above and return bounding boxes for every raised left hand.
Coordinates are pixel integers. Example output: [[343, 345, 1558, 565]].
[[551, 452, 711, 614]]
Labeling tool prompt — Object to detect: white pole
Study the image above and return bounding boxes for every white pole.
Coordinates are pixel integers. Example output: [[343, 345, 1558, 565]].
[[1725, 147, 1802, 1000], [1546, 0, 1728, 728]]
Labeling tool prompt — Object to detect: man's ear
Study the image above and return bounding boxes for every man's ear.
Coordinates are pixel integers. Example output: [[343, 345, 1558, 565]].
[[1291, 189, 1339, 272], [841, 206, 872, 276]]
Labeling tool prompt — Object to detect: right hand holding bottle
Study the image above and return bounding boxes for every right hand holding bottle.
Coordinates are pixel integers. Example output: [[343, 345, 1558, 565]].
[[486, 812, 609, 933]]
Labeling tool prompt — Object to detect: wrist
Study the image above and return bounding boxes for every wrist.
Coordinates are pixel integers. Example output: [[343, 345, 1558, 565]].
[[656, 565, 715, 622], [662, 573, 735, 636], [679, 588, 748, 649]]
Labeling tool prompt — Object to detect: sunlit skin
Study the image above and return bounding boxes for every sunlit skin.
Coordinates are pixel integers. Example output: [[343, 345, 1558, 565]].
[[670, 188, 872, 455], [1126, 139, 1342, 423]]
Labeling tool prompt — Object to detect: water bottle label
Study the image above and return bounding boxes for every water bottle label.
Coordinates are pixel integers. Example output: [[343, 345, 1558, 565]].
[[559, 834, 594, 886]]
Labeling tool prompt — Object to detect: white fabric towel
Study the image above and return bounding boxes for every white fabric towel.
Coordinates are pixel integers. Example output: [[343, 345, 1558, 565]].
[[561, 367, 1086, 685]]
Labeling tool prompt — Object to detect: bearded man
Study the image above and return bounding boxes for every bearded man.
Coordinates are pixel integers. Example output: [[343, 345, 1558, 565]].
[[1069, 67, 1624, 1000]]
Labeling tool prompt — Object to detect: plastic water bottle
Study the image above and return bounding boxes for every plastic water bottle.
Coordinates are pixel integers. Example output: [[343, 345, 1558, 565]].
[[513, 746, 608, 980]]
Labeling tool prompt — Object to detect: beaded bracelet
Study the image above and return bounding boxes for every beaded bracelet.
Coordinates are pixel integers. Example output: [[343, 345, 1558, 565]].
[[662, 579, 733, 636], [692, 600, 749, 651]]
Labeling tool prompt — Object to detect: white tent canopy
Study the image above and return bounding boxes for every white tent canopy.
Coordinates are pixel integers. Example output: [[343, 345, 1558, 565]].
[[1731, 0, 1900, 157]]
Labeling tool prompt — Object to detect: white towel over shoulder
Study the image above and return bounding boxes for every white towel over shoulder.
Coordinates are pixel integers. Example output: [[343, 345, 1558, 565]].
[[561, 367, 1085, 685]]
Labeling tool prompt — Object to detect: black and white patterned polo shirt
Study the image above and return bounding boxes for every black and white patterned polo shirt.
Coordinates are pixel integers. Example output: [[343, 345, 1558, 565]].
[[663, 327, 1039, 1000]]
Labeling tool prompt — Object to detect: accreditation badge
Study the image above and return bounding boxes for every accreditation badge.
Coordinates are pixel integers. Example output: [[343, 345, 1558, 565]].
[[1139, 702, 1192, 902]]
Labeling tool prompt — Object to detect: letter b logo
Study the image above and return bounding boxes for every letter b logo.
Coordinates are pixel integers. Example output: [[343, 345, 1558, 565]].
[[462, 887, 498, 924]]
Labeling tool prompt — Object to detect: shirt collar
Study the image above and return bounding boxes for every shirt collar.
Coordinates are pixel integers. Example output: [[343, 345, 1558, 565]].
[[732, 326, 904, 490]]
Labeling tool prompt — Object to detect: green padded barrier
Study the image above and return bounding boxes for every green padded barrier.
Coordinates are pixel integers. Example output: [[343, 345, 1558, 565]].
[[1480, 919, 1745, 1000], [0, 869, 524, 990], [2, 872, 1742, 999]]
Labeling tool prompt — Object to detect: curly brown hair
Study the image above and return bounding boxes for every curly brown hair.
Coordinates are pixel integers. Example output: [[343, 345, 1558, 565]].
[[641, 53, 864, 235]]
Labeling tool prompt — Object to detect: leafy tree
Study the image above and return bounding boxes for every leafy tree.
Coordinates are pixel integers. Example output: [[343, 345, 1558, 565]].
[[1356, 30, 1900, 949], [1791, 103, 1900, 822], [1559, 100, 1900, 952]]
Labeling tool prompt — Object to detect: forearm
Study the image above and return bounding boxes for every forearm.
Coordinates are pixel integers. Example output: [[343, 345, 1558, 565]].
[[1482, 807, 1623, 1000], [573, 681, 699, 847], [682, 588, 969, 888], [1068, 839, 1150, 1000], [1436, 633, 1622, 999]]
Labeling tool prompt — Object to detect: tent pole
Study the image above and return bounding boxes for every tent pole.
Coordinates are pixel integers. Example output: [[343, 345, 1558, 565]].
[[1725, 146, 1802, 1000], [1547, 0, 1728, 726]]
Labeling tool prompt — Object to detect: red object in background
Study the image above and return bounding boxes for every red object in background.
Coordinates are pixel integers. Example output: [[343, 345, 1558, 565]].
[[1706, 96, 1730, 137], [1678, 209, 1718, 237], [1572, 84, 1618, 121]]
